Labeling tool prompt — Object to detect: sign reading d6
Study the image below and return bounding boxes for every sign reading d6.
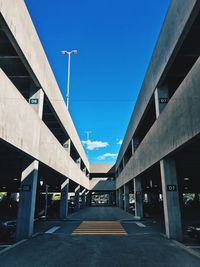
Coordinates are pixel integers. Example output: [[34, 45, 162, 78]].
[[30, 98, 39, 104]]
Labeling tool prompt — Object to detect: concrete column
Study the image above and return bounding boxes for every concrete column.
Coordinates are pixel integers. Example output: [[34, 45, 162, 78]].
[[86, 191, 91, 206], [151, 192, 160, 204], [160, 158, 182, 241], [116, 190, 119, 207], [134, 177, 143, 219], [154, 85, 169, 119], [146, 193, 152, 203], [124, 184, 130, 212], [11, 193, 18, 201], [112, 191, 116, 206], [119, 187, 123, 209], [63, 139, 71, 154], [44, 184, 49, 219], [16, 160, 39, 240], [74, 185, 80, 211], [29, 87, 44, 119], [109, 192, 114, 205], [133, 137, 140, 152], [81, 189, 86, 208], [131, 138, 134, 155], [122, 158, 125, 169], [83, 167, 87, 176], [59, 179, 69, 219], [76, 158, 81, 169], [86, 171, 90, 179]]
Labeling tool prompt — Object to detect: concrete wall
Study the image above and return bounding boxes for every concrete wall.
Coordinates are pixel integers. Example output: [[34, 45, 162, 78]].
[[116, 0, 200, 169], [116, 42, 200, 188], [0, 68, 89, 189], [0, 0, 89, 170]]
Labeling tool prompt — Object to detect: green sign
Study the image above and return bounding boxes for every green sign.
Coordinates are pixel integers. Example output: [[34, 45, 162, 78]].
[[30, 98, 39, 104]]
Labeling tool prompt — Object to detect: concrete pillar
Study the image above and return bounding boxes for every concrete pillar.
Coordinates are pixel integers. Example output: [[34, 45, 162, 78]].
[[109, 192, 114, 205], [16, 160, 39, 240], [81, 189, 86, 208], [59, 179, 69, 219], [74, 185, 80, 211], [122, 158, 125, 169], [134, 177, 143, 219], [154, 85, 169, 119], [160, 158, 182, 241], [112, 191, 116, 206], [44, 184, 49, 219], [29, 87, 44, 119], [83, 167, 87, 176], [76, 158, 81, 169], [116, 190, 119, 207], [63, 139, 71, 154], [133, 137, 140, 152], [11, 193, 18, 201], [86, 191, 91, 206], [131, 138, 134, 155], [119, 187, 123, 209], [151, 192, 160, 204], [124, 184, 130, 212]]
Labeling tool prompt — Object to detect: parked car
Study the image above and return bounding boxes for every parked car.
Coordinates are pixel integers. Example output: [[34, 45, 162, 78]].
[[187, 224, 200, 239], [0, 220, 16, 240]]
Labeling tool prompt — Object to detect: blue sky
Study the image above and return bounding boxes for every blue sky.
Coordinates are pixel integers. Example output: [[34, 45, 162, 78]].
[[25, 0, 169, 163]]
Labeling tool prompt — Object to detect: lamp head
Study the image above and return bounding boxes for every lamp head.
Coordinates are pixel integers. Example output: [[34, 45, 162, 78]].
[[61, 50, 68, 55], [72, 50, 78, 54], [40, 179, 44, 187]]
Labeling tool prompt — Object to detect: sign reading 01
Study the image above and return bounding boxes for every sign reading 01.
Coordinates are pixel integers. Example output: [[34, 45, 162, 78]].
[[159, 98, 168, 104], [167, 185, 177, 191]]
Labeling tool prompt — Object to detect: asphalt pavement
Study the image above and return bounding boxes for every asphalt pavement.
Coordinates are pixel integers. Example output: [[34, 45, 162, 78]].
[[0, 207, 199, 267]]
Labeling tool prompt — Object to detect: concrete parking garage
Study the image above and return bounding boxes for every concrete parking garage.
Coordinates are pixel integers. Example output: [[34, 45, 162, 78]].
[[0, 0, 200, 265]]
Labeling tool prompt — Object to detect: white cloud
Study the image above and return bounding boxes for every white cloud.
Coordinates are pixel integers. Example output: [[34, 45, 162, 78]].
[[82, 139, 108, 151], [117, 140, 123, 145], [97, 153, 118, 160]]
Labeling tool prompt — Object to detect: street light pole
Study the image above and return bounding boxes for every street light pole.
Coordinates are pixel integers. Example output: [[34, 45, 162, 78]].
[[61, 50, 78, 109], [66, 53, 71, 108]]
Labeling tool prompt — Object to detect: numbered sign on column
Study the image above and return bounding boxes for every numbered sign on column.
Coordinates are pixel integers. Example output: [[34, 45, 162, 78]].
[[167, 185, 177, 191]]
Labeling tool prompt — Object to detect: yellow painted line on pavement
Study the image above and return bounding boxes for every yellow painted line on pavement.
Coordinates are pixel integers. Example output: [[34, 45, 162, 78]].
[[72, 221, 127, 235], [72, 232, 127, 235]]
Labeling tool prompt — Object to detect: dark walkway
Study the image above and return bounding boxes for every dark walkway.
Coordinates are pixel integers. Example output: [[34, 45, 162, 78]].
[[0, 207, 199, 267], [68, 206, 134, 221]]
